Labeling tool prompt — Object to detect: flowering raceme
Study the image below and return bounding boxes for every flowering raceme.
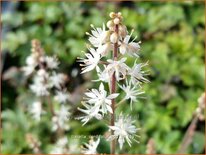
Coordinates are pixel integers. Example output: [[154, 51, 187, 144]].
[[22, 39, 72, 154], [78, 12, 149, 153]]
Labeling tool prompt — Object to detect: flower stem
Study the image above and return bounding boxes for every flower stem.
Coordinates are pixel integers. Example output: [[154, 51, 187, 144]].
[[177, 115, 198, 153], [110, 24, 118, 154]]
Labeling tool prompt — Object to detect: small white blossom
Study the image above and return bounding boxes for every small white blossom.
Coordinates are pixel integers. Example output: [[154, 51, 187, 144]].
[[29, 101, 44, 121], [119, 30, 141, 57], [22, 54, 38, 76], [30, 73, 50, 96], [79, 48, 101, 74], [129, 61, 149, 85], [50, 137, 69, 154], [87, 24, 109, 47], [22, 65, 36, 76], [84, 83, 118, 115], [108, 114, 140, 149], [52, 105, 70, 131], [78, 102, 103, 125], [54, 89, 70, 104], [82, 137, 100, 154], [44, 56, 59, 69], [78, 83, 118, 125], [95, 66, 110, 83], [119, 80, 144, 109], [30, 82, 50, 96], [96, 42, 112, 56], [106, 58, 130, 81], [30, 71, 50, 96], [49, 72, 66, 89], [26, 55, 38, 66]]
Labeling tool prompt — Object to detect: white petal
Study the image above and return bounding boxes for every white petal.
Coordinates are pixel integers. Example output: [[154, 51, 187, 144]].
[[107, 93, 119, 99]]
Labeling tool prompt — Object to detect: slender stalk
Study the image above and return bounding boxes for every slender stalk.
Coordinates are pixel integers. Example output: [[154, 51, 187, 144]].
[[110, 24, 118, 154], [47, 95, 64, 138], [177, 116, 198, 153], [47, 96, 55, 116]]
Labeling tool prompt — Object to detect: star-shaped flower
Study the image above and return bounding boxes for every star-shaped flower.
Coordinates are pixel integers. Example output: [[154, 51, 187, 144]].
[[108, 114, 140, 149]]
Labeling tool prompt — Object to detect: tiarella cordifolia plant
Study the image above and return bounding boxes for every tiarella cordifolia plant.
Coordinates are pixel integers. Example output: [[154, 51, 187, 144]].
[[22, 39, 72, 153], [78, 12, 149, 154]]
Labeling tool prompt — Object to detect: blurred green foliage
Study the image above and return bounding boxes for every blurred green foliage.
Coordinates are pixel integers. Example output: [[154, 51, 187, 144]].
[[1, 1, 205, 154]]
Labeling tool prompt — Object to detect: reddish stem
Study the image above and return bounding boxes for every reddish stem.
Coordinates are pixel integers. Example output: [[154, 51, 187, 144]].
[[110, 24, 118, 154]]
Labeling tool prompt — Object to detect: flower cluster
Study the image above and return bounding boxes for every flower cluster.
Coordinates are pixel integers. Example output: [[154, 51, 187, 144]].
[[108, 114, 141, 149], [22, 39, 71, 131], [78, 83, 119, 125], [22, 40, 72, 153], [78, 12, 149, 152]]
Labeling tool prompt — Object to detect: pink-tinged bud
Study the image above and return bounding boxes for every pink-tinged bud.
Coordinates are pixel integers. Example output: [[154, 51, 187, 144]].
[[117, 12, 122, 17], [113, 18, 120, 25], [119, 25, 127, 37], [109, 12, 116, 18], [37, 69, 46, 76], [102, 31, 110, 43], [107, 20, 114, 28], [110, 32, 118, 43]]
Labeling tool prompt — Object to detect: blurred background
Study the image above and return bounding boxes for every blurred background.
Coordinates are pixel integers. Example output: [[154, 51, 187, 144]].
[[1, 1, 205, 154]]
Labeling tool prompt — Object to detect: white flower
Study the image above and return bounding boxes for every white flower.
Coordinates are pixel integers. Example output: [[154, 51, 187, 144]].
[[106, 58, 130, 81], [78, 83, 119, 125], [44, 56, 59, 69], [30, 72, 50, 96], [54, 89, 70, 103], [50, 137, 69, 154], [119, 80, 144, 109], [78, 102, 103, 125], [30, 82, 50, 96], [22, 54, 38, 76], [82, 137, 100, 154], [49, 72, 66, 89], [96, 42, 112, 56], [95, 66, 110, 83], [119, 30, 141, 56], [57, 137, 68, 146], [108, 114, 140, 149], [29, 101, 44, 121], [85, 83, 118, 115], [52, 105, 70, 131], [87, 24, 109, 47], [26, 54, 39, 67], [78, 48, 101, 74], [129, 61, 149, 85], [22, 65, 36, 76], [30, 73, 49, 96]]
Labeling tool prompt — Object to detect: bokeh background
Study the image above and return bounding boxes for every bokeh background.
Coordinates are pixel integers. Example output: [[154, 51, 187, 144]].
[[1, 1, 205, 154]]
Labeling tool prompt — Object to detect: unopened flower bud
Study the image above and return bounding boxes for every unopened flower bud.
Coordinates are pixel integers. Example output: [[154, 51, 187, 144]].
[[110, 32, 118, 43], [37, 69, 46, 76], [102, 31, 110, 43], [97, 42, 111, 56], [114, 18, 120, 25], [119, 25, 127, 37], [109, 12, 116, 18], [107, 20, 114, 28], [198, 114, 204, 121], [26, 55, 36, 66], [117, 12, 122, 17], [196, 107, 201, 114]]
